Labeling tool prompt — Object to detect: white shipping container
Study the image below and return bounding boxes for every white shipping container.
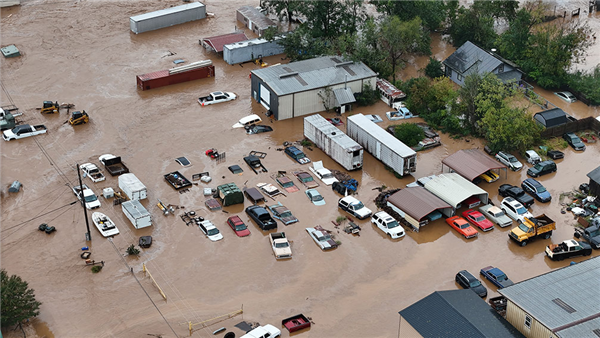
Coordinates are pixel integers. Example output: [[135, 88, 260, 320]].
[[130, 2, 206, 34], [304, 114, 363, 171], [118, 173, 147, 201], [346, 114, 417, 176], [122, 200, 152, 229]]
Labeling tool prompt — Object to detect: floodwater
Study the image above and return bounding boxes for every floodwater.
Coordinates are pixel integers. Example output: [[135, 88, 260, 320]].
[[1, 1, 600, 338]]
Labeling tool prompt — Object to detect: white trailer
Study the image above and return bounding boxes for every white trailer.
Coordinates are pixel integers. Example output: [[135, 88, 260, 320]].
[[303, 114, 363, 171], [130, 2, 206, 34], [346, 114, 417, 176], [122, 200, 152, 229], [118, 173, 147, 201]]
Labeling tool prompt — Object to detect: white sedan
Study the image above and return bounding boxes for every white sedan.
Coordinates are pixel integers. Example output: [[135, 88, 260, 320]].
[[80, 163, 106, 183], [308, 161, 339, 186]]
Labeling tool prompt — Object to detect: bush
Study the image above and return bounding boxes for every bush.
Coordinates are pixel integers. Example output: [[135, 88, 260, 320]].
[[356, 82, 379, 106], [91, 266, 103, 273], [566, 65, 600, 105], [300, 138, 313, 147], [126, 244, 140, 256], [424, 57, 444, 79], [393, 124, 425, 147]]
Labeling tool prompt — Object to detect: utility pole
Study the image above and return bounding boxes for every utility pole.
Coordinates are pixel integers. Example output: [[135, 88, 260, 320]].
[[76, 163, 92, 242]]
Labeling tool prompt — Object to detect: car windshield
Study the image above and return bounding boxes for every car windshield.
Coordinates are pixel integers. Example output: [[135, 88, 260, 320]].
[[475, 215, 485, 222], [279, 211, 292, 218], [537, 186, 547, 193], [496, 273, 507, 281], [275, 242, 289, 248], [534, 163, 543, 170], [352, 202, 365, 209], [223, 93, 230, 98], [235, 224, 247, 231], [282, 181, 293, 188], [321, 172, 334, 179], [508, 156, 518, 163], [459, 222, 469, 229], [207, 228, 219, 236], [518, 223, 530, 232], [469, 280, 481, 288], [387, 221, 399, 229], [516, 207, 528, 215], [302, 176, 313, 182], [84, 195, 97, 202]]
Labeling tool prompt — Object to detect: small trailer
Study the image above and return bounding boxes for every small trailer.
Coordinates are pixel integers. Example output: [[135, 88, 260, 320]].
[[304, 114, 363, 171], [281, 314, 311, 333], [122, 200, 152, 229], [118, 173, 147, 201], [164, 171, 192, 190]]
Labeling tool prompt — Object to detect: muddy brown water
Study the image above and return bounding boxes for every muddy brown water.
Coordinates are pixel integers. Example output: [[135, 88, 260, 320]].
[[2, 1, 600, 337]]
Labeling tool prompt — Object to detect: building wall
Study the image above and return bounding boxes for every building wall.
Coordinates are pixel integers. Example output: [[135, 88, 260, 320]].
[[398, 316, 424, 338], [505, 301, 558, 338], [277, 95, 294, 120], [223, 39, 285, 65], [589, 179, 600, 198], [251, 75, 279, 117], [444, 65, 465, 86]]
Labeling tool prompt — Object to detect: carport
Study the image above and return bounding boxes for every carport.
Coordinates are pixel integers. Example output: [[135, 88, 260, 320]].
[[441, 149, 507, 182], [201, 32, 248, 53], [386, 187, 452, 232], [424, 173, 489, 216]]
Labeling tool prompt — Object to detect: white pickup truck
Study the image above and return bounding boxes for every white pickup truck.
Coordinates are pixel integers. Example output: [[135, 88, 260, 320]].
[[240, 324, 281, 338], [270, 232, 292, 259], [80, 163, 106, 183], [197, 91, 236, 106], [72, 184, 101, 210], [2, 124, 47, 141]]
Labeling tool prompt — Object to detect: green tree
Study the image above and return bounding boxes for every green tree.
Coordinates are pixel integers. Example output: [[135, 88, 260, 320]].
[[260, 0, 302, 23], [346, 17, 392, 79], [424, 57, 444, 78], [372, 0, 448, 31], [299, 0, 346, 38], [448, 6, 497, 49], [405, 76, 457, 117], [355, 82, 379, 106], [480, 106, 542, 153], [276, 26, 330, 61], [1, 269, 42, 328], [379, 16, 431, 82], [567, 65, 600, 105], [393, 123, 425, 147]]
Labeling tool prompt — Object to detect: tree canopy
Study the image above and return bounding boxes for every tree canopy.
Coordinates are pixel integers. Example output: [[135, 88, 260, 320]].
[[1, 269, 42, 328], [393, 123, 425, 147]]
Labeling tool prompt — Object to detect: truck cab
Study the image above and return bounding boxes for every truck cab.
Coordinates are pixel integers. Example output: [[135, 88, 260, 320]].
[[338, 196, 372, 220], [270, 232, 292, 259], [509, 214, 555, 246]]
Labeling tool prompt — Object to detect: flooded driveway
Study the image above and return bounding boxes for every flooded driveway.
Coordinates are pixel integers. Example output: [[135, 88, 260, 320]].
[[2, 1, 600, 338]]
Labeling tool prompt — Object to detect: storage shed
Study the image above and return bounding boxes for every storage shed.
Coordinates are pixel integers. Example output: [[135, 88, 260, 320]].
[[217, 183, 244, 206], [223, 37, 285, 65], [130, 2, 206, 34], [587, 165, 600, 197], [236, 6, 276, 37], [534, 108, 570, 128], [201, 32, 248, 53], [424, 173, 488, 215], [386, 187, 452, 231], [442, 149, 507, 182], [1, 45, 20, 58], [250, 56, 377, 120]]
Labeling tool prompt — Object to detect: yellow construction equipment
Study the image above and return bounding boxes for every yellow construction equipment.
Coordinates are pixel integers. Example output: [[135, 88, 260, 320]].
[[254, 55, 268, 67], [40, 101, 59, 114], [68, 110, 89, 125]]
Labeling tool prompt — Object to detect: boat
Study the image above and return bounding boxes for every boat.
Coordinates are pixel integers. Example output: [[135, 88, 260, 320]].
[[92, 212, 120, 237]]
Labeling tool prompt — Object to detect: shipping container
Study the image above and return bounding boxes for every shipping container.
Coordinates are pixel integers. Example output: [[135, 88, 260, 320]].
[[118, 173, 147, 201], [130, 2, 206, 34], [136, 60, 214, 90], [346, 114, 416, 176], [303, 114, 363, 171], [122, 200, 152, 229]]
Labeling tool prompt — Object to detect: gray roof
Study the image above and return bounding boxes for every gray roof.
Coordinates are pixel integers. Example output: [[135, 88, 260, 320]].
[[496, 70, 522, 83], [534, 108, 569, 128], [237, 6, 275, 30], [400, 290, 524, 338], [588, 166, 600, 184], [347, 114, 416, 157], [499, 256, 600, 332], [122, 200, 150, 218], [303, 114, 362, 151], [442, 149, 507, 181], [333, 88, 356, 105], [443, 41, 502, 75], [424, 173, 488, 208], [387, 187, 451, 221], [556, 316, 600, 338], [251, 56, 377, 96], [130, 2, 204, 22]]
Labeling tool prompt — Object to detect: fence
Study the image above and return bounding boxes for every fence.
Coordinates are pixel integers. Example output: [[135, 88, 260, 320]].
[[541, 117, 600, 138]]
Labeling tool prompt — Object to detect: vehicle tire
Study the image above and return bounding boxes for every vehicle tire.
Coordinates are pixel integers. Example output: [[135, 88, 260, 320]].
[[585, 250, 592, 256], [387, 233, 392, 238], [520, 240, 528, 247], [544, 231, 552, 239], [595, 244, 600, 250], [574, 232, 581, 239]]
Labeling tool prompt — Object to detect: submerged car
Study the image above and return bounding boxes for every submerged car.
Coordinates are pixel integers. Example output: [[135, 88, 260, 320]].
[[305, 189, 325, 206], [245, 205, 277, 230], [366, 114, 383, 123], [285, 146, 311, 164], [498, 184, 534, 208], [246, 125, 273, 134], [462, 209, 494, 232], [554, 91, 576, 103], [198, 220, 223, 242], [563, 132, 586, 151], [371, 211, 405, 239], [456, 270, 487, 298], [480, 266, 514, 289], [338, 196, 372, 220], [500, 197, 533, 222], [226, 215, 250, 237], [495, 151, 523, 171], [275, 175, 299, 193], [306, 227, 338, 250], [268, 202, 298, 225], [294, 171, 319, 188], [309, 161, 338, 186], [446, 216, 478, 239]]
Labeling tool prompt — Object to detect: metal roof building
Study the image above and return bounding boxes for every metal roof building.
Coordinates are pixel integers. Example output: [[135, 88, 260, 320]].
[[399, 290, 524, 338], [201, 32, 248, 53], [587, 165, 600, 197], [236, 6, 276, 37], [223, 36, 285, 65], [250, 56, 377, 120], [499, 256, 600, 337], [386, 187, 452, 231], [424, 173, 488, 212], [442, 149, 507, 182], [534, 108, 570, 128]]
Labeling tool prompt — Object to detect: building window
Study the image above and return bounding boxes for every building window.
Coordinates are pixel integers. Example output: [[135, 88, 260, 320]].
[[498, 64, 505, 73], [457, 74, 463, 81], [525, 315, 532, 329]]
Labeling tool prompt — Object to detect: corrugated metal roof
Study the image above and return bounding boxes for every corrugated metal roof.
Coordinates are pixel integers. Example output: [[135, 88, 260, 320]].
[[424, 173, 488, 208], [588, 166, 600, 184], [237, 6, 275, 30], [202, 32, 248, 52], [387, 187, 451, 221], [131, 2, 205, 22], [496, 69, 522, 83], [137, 69, 170, 81], [122, 200, 149, 218], [376, 78, 405, 99], [556, 317, 600, 337], [400, 290, 525, 338], [251, 56, 377, 96], [534, 108, 569, 128], [333, 88, 356, 105], [499, 256, 600, 331], [347, 114, 415, 157], [442, 149, 507, 181], [304, 114, 362, 151], [443, 41, 502, 75]]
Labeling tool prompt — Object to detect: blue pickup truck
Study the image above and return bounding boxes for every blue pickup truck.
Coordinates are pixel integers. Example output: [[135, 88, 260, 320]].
[[480, 266, 514, 289]]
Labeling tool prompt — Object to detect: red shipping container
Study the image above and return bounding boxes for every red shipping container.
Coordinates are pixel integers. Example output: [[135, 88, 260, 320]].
[[136, 65, 215, 91]]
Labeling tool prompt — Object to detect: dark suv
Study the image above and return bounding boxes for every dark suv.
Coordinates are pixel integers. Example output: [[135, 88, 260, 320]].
[[455, 270, 487, 298], [284, 146, 311, 164], [498, 184, 534, 208], [563, 133, 586, 151], [527, 160, 556, 177]]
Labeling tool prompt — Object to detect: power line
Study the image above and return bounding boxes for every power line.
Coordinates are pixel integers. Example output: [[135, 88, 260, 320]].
[[1, 201, 78, 233]]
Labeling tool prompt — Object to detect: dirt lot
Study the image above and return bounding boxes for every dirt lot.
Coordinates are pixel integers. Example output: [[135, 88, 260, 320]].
[[1, 1, 600, 338]]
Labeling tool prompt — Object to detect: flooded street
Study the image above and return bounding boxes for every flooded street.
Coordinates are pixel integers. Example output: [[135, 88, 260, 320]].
[[2, 1, 600, 338]]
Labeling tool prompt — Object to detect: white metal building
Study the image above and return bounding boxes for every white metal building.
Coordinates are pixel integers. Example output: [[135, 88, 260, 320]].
[[423, 173, 489, 216], [250, 56, 377, 120]]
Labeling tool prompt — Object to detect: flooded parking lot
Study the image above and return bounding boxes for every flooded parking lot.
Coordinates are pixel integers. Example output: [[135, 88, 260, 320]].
[[2, 1, 600, 337]]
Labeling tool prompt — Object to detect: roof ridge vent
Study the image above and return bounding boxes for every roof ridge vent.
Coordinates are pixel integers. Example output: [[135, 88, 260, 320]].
[[335, 61, 353, 67], [279, 72, 298, 79]]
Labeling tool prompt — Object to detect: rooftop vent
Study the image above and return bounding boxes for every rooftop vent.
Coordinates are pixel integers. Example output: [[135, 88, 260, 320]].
[[279, 72, 298, 79], [552, 298, 577, 314]]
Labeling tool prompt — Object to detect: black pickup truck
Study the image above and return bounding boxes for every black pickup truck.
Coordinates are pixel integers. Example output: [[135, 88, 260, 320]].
[[98, 154, 130, 176]]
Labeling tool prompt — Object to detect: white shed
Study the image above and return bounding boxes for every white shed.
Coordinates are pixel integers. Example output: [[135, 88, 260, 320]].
[[424, 173, 488, 216]]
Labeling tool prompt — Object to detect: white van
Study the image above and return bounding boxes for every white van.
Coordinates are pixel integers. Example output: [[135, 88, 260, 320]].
[[232, 114, 262, 128]]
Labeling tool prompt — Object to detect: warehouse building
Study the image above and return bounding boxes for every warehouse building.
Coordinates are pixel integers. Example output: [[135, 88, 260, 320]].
[[250, 56, 377, 120], [236, 6, 276, 37]]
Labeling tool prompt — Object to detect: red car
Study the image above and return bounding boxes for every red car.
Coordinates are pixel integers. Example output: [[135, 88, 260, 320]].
[[227, 215, 250, 237], [462, 209, 495, 232], [446, 216, 478, 239]]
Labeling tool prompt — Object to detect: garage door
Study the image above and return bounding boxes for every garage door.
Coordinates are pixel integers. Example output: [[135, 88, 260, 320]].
[[260, 84, 271, 109]]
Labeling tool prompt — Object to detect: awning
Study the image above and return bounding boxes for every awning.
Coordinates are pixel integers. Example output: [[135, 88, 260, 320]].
[[201, 32, 248, 53], [333, 88, 355, 106]]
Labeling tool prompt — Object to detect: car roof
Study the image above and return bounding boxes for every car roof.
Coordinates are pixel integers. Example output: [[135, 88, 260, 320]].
[[228, 215, 243, 223], [523, 178, 541, 186], [503, 197, 520, 206], [489, 268, 504, 276], [459, 270, 477, 280]]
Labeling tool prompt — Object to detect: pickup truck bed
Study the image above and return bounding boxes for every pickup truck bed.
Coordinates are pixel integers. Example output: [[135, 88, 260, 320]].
[[99, 154, 130, 176], [164, 171, 192, 190]]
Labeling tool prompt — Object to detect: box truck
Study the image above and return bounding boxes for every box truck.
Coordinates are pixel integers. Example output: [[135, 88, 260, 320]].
[[346, 113, 416, 176], [122, 200, 152, 229], [118, 173, 147, 201], [303, 114, 363, 171]]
